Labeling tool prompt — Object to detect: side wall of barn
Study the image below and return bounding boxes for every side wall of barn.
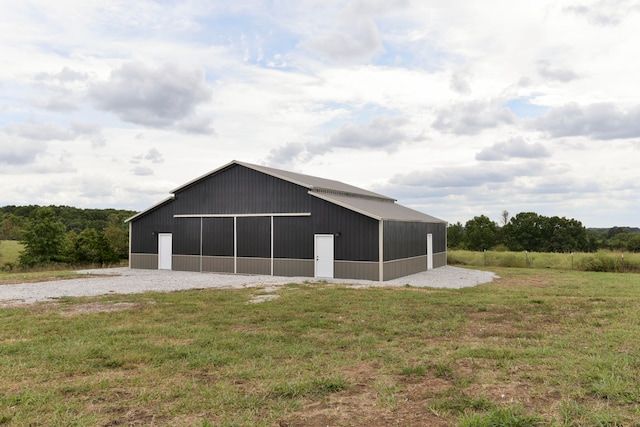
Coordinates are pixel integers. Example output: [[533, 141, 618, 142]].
[[382, 221, 447, 281]]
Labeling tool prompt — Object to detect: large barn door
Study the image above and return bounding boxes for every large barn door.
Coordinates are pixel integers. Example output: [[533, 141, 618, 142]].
[[314, 234, 334, 278], [158, 233, 172, 270], [426, 233, 433, 270]]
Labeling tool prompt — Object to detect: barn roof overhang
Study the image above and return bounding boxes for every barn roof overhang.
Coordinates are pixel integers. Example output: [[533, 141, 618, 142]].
[[309, 191, 446, 223], [124, 195, 175, 223]]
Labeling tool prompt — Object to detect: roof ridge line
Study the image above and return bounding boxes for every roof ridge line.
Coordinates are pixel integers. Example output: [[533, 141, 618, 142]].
[[310, 187, 396, 202]]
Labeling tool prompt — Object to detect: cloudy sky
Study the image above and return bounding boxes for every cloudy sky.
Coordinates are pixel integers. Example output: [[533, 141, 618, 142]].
[[2, 0, 639, 228]]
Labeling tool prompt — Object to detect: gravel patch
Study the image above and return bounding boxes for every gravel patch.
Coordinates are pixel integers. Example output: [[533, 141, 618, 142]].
[[0, 266, 499, 307]]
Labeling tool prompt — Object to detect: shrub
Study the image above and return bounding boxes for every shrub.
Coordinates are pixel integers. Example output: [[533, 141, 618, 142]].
[[578, 252, 617, 272]]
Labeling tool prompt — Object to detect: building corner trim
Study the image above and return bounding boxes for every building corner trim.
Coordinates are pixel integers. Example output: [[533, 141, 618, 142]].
[[378, 220, 384, 282]]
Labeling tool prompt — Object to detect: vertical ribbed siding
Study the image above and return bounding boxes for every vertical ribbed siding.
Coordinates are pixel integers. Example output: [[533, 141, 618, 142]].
[[237, 217, 270, 258], [202, 217, 234, 256], [173, 218, 201, 255], [383, 221, 446, 262], [130, 201, 175, 254], [174, 165, 312, 215]]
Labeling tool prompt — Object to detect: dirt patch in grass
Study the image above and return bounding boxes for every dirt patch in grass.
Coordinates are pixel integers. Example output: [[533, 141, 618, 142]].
[[278, 363, 455, 427], [0, 273, 112, 286], [58, 301, 144, 315], [18, 300, 148, 315]]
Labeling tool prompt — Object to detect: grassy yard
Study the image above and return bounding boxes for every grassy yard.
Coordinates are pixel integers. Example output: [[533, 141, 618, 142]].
[[0, 240, 22, 266], [2, 268, 640, 426]]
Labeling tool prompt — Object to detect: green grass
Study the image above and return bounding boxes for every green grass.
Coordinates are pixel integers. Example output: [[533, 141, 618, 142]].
[[449, 249, 640, 272], [2, 268, 640, 425], [0, 240, 22, 266]]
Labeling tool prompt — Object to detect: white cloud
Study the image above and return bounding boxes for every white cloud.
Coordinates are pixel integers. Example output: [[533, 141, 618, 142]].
[[537, 60, 580, 83], [4, 122, 76, 141], [132, 147, 164, 165], [476, 137, 551, 161], [565, 0, 640, 26], [89, 62, 212, 128], [450, 72, 472, 95], [432, 101, 516, 135], [327, 116, 409, 149], [534, 103, 640, 139], [0, 137, 45, 165], [267, 115, 411, 165], [389, 161, 545, 190], [132, 166, 154, 176], [0, 1, 639, 227], [305, 20, 382, 64]]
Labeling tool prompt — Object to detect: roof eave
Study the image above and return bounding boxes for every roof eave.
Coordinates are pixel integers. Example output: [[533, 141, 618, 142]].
[[124, 195, 175, 223], [309, 192, 382, 221], [170, 160, 239, 194]]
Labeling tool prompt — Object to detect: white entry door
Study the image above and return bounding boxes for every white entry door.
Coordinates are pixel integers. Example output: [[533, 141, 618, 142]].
[[426, 233, 433, 270], [158, 233, 172, 270], [314, 234, 334, 278]]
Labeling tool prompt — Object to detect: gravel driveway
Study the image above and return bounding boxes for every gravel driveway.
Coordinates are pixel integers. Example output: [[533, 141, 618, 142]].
[[0, 266, 499, 307]]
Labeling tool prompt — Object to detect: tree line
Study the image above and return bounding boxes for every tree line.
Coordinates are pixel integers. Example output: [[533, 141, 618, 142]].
[[0, 205, 136, 268], [448, 211, 640, 253]]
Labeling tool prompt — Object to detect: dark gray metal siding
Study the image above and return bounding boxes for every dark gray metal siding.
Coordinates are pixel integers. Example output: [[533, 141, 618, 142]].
[[273, 216, 313, 259], [383, 221, 446, 262], [130, 201, 175, 254], [310, 198, 379, 262], [202, 217, 234, 256], [173, 165, 311, 215], [237, 216, 270, 258], [173, 218, 200, 255]]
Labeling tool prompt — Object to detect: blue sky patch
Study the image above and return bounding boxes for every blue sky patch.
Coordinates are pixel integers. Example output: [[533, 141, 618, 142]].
[[505, 98, 549, 118]]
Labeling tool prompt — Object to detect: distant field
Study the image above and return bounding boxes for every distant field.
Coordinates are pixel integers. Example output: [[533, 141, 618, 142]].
[[449, 249, 639, 273], [0, 240, 22, 265], [2, 268, 640, 425]]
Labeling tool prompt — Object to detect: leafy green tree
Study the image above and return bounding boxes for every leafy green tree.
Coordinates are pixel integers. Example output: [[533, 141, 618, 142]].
[[607, 226, 628, 239], [447, 222, 465, 249], [464, 215, 499, 251], [104, 214, 129, 259], [68, 228, 118, 264], [0, 213, 24, 240], [503, 212, 546, 251], [504, 212, 588, 252], [18, 207, 68, 266], [547, 216, 588, 252], [628, 235, 640, 253]]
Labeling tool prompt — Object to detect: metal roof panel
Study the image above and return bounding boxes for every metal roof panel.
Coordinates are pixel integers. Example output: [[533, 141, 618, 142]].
[[310, 192, 446, 223]]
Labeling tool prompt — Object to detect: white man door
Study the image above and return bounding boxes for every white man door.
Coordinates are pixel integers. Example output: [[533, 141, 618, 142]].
[[314, 234, 334, 278], [158, 233, 172, 270]]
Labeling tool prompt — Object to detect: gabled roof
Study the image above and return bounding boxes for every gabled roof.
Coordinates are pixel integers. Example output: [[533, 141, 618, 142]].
[[127, 160, 446, 224], [172, 160, 395, 201]]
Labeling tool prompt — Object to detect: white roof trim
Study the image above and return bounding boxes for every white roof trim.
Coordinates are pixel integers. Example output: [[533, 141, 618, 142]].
[[174, 212, 311, 218], [124, 195, 175, 223], [309, 191, 382, 221]]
